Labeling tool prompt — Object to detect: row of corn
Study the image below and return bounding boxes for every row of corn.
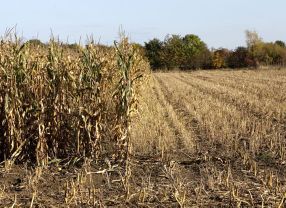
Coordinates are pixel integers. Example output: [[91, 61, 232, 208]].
[[0, 34, 149, 166]]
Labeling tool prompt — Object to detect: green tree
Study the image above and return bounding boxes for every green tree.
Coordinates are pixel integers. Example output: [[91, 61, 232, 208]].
[[275, 40, 285, 48], [144, 38, 164, 69], [144, 34, 211, 70], [181, 34, 211, 69], [160, 34, 184, 69]]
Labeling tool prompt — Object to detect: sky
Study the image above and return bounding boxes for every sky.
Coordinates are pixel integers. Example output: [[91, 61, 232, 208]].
[[1, 0, 285, 49]]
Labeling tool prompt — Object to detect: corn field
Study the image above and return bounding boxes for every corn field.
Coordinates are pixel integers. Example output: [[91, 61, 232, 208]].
[[1, 33, 285, 207], [0, 34, 149, 166]]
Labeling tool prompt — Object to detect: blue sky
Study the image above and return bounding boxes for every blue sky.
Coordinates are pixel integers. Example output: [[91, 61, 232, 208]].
[[1, 0, 285, 49]]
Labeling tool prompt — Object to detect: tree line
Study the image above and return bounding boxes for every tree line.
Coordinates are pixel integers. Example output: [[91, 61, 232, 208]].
[[144, 30, 286, 70], [24, 30, 286, 70]]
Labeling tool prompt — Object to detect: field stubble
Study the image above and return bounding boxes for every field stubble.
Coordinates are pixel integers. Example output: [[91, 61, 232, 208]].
[[131, 69, 286, 207]]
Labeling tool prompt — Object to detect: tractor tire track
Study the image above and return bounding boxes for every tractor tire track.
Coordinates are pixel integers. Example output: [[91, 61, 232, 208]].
[[188, 73, 286, 103], [156, 73, 286, 162], [173, 73, 286, 125], [152, 76, 194, 155], [192, 71, 286, 85], [154, 74, 213, 156]]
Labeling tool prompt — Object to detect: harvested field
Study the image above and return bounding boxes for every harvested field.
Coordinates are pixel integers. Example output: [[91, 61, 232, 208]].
[[1, 69, 286, 207], [130, 69, 286, 207]]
